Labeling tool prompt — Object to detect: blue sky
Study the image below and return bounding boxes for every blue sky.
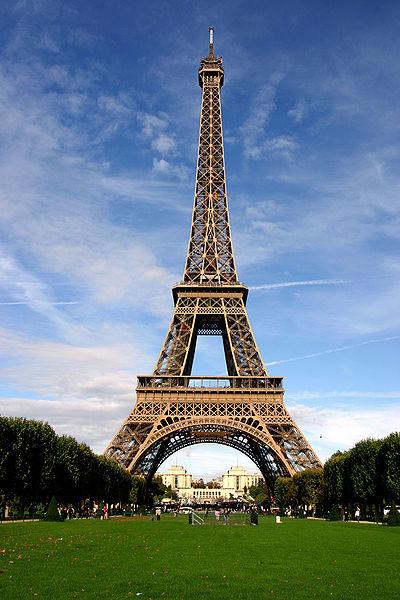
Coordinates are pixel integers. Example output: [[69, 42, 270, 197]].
[[0, 0, 399, 480]]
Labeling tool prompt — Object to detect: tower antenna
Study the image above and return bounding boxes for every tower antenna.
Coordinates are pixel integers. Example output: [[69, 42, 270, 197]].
[[209, 25, 214, 55]]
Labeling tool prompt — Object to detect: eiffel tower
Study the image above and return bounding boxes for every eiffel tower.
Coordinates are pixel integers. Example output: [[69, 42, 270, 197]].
[[105, 28, 321, 488]]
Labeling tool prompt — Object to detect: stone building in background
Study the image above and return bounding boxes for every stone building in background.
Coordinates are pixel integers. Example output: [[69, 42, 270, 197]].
[[158, 464, 260, 504]]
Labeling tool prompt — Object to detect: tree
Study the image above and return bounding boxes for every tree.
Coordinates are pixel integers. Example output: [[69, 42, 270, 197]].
[[94, 456, 132, 503], [47, 495, 60, 521], [130, 476, 147, 506], [193, 478, 206, 488], [249, 480, 270, 504], [148, 475, 166, 505], [378, 433, 400, 503], [296, 469, 325, 509], [0, 417, 18, 500], [348, 438, 381, 509], [274, 477, 297, 508], [12, 418, 57, 505], [54, 435, 82, 504], [386, 501, 400, 527], [324, 451, 350, 506], [164, 485, 178, 500], [77, 442, 98, 500]]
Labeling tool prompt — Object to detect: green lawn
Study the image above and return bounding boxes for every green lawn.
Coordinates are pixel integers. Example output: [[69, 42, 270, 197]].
[[1, 515, 399, 600]]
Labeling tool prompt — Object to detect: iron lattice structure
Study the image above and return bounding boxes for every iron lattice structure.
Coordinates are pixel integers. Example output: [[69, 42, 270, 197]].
[[105, 28, 321, 489]]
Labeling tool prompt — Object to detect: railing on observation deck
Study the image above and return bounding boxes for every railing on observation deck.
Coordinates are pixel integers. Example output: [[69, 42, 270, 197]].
[[136, 375, 283, 390]]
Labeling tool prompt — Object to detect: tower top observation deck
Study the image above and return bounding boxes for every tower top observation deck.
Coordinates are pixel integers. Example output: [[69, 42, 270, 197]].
[[199, 26, 224, 87]]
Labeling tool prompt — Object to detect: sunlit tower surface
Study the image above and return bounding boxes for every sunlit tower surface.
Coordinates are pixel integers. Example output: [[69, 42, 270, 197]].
[[105, 28, 321, 488]]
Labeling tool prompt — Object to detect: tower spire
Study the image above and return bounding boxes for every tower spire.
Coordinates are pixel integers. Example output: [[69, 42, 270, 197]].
[[209, 25, 214, 56]]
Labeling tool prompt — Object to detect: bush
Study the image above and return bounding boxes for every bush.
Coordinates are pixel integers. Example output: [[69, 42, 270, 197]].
[[47, 495, 61, 521], [328, 505, 340, 521], [386, 501, 400, 527]]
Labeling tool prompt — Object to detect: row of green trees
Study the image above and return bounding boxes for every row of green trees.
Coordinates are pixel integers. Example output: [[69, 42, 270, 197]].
[[1, 415, 398, 515], [324, 433, 400, 509], [274, 432, 400, 515], [0, 417, 132, 507]]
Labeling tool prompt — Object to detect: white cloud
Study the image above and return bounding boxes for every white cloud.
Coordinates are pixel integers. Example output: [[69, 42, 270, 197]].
[[239, 76, 282, 158], [238, 75, 298, 159], [234, 141, 400, 336], [152, 158, 190, 180], [151, 133, 176, 154], [37, 34, 60, 53], [0, 395, 128, 451], [0, 300, 78, 306], [251, 278, 353, 291], [138, 112, 177, 153], [152, 158, 170, 173], [288, 99, 308, 123], [0, 52, 183, 318], [98, 94, 132, 117], [263, 135, 298, 155], [0, 326, 151, 452], [267, 336, 400, 366], [138, 113, 168, 139], [0, 248, 80, 333], [287, 390, 400, 401], [289, 401, 400, 461]]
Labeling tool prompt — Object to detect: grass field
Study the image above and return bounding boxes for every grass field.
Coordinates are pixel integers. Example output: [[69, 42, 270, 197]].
[[1, 514, 399, 600]]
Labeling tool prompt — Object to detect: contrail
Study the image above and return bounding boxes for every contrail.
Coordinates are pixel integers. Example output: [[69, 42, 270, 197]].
[[266, 335, 400, 366], [252, 278, 353, 291], [0, 301, 80, 306]]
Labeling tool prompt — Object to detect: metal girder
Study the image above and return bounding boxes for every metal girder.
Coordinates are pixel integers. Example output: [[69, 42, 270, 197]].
[[153, 294, 267, 376], [184, 48, 236, 285]]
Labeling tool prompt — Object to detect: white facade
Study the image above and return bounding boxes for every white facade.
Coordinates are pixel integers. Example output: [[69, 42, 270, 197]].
[[157, 464, 260, 504], [222, 466, 259, 492], [160, 465, 192, 489]]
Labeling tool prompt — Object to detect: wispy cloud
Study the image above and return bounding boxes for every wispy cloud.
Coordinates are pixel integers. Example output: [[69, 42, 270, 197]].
[[267, 335, 400, 366], [252, 278, 353, 291], [0, 301, 79, 306], [287, 390, 400, 401], [152, 158, 190, 181], [0, 249, 79, 332], [0, 49, 182, 318], [288, 402, 400, 461], [288, 99, 308, 123], [0, 326, 153, 451], [239, 75, 299, 159]]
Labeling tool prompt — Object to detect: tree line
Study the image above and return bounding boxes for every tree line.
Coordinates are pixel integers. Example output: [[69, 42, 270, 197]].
[[0, 416, 132, 510], [274, 433, 400, 518], [1, 416, 398, 518]]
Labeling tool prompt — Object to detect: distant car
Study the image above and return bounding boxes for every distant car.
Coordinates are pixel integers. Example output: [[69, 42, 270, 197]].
[[179, 507, 193, 514], [383, 505, 400, 516]]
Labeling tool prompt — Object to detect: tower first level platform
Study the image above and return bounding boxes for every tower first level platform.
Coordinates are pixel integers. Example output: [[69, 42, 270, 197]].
[[107, 374, 320, 489]]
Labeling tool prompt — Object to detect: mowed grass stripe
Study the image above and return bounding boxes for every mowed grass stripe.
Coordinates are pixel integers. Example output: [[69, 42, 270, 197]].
[[1, 516, 399, 600]]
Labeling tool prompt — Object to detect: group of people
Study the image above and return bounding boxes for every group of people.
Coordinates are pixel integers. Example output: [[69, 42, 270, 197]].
[[340, 506, 361, 522], [51, 503, 109, 520], [214, 508, 230, 524], [284, 507, 308, 518]]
